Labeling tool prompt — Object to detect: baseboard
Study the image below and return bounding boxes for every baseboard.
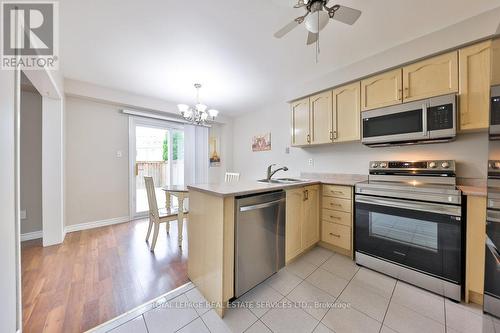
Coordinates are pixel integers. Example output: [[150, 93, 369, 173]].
[[65, 216, 130, 234], [20, 230, 43, 242]]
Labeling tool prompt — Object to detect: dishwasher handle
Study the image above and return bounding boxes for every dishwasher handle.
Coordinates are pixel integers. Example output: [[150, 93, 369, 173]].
[[240, 198, 285, 212]]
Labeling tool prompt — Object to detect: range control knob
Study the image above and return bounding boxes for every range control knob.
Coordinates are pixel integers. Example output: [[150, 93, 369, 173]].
[[429, 162, 437, 168], [441, 161, 450, 169], [371, 163, 379, 168], [380, 162, 388, 168]]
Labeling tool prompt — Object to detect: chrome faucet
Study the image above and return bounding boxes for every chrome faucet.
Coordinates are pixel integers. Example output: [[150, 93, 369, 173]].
[[267, 164, 289, 181]]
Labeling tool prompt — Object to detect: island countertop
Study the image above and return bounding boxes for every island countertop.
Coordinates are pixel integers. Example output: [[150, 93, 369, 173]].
[[187, 173, 368, 197]]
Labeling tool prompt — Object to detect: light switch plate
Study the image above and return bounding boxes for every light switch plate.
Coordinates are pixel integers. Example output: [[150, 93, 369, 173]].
[[116, 150, 123, 158], [308, 158, 313, 166], [20, 210, 26, 220]]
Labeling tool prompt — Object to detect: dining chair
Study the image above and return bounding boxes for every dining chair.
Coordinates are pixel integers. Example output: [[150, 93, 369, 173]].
[[225, 172, 240, 182], [144, 177, 180, 251]]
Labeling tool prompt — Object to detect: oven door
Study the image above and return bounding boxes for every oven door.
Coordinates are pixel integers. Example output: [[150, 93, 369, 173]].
[[362, 100, 428, 145], [485, 210, 500, 299], [355, 195, 462, 283]]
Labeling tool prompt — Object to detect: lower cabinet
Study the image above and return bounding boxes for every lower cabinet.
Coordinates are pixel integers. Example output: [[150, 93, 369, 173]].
[[465, 195, 487, 305], [320, 185, 354, 257], [285, 185, 320, 262]]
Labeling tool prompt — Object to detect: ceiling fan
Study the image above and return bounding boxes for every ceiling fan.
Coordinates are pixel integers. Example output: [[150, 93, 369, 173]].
[[274, 0, 362, 58]]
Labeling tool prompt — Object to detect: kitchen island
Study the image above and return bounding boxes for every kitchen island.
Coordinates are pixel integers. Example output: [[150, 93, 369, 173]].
[[187, 174, 367, 317]]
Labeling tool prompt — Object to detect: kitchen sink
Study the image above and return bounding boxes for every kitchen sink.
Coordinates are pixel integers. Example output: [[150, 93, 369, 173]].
[[257, 178, 304, 184]]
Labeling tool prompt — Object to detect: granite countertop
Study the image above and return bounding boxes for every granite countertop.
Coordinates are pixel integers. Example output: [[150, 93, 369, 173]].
[[187, 173, 368, 197]]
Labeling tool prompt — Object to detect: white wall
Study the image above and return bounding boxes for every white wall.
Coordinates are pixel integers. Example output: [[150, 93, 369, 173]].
[[20, 90, 43, 234], [208, 121, 234, 182], [65, 96, 130, 226], [232, 102, 488, 181]]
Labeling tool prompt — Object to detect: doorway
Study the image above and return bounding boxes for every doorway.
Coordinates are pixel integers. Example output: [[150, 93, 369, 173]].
[[130, 118, 185, 218]]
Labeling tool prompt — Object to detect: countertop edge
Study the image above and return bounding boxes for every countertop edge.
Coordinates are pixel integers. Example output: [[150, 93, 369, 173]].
[[187, 179, 367, 197], [457, 185, 487, 198]]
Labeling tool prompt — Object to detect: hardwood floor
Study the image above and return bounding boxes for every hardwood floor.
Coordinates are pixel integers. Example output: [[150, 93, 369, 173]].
[[21, 218, 189, 333]]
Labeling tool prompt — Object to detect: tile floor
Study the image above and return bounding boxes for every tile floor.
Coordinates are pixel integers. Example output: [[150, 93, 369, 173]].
[[105, 247, 500, 333]]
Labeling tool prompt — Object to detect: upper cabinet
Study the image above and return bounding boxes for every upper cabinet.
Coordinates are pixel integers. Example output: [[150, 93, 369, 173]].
[[402, 51, 458, 102], [310, 91, 333, 145], [290, 39, 496, 146], [291, 98, 310, 146], [459, 40, 492, 131], [361, 69, 402, 111], [333, 82, 361, 142]]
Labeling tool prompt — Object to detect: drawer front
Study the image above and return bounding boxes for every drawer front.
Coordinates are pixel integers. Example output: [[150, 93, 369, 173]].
[[322, 185, 352, 199], [322, 222, 351, 250], [322, 197, 351, 213], [322, 209, 351, 227]]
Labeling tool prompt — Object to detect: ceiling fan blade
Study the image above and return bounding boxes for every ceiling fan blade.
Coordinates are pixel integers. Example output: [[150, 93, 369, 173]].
[[274, 19, 300, 38], [331, 5, 362, 25], [306, 31, 318, 45]]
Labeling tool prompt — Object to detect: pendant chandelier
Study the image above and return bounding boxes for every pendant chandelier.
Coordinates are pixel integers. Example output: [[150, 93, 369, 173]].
[[177, 83, 219, 125]]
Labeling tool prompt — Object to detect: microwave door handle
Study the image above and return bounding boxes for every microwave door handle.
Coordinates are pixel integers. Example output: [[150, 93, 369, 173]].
[[486, 236, 500, 269], [422, 103, 428, 137]]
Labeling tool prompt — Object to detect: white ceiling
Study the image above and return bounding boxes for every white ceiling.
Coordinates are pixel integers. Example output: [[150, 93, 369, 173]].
[[60, 0, 500, 115]]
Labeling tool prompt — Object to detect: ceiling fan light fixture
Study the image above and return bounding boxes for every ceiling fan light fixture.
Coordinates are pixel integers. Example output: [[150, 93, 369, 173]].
[[305, 10, 329, 33]]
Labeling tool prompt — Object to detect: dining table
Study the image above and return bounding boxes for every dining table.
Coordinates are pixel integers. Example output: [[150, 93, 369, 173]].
[[161, 185, 189, 243]]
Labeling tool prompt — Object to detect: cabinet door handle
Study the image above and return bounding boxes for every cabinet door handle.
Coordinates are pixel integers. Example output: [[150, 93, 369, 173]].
[[329, 232, 341, 238], [303, 190, 309, 201], [307, 134, 311, 143], [330, 215, 341, 220], [330, 203, 341, 207], [398, 89, 402, 101], [329, 131, 333, 141], [330, 190, 343, 194], [404, 87, 409, 99], [333, 131, 338, 140]]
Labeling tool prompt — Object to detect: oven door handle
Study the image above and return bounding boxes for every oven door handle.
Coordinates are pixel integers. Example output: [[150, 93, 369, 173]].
[[486, 236, 500, 269], [355, 195, 461, 217]]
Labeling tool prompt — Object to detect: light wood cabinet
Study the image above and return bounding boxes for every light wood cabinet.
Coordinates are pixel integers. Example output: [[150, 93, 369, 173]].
[[465, 195, 487, 305], [291, 98, 310, 146], [310, 91, 333, 145], [320, 185, 353, 257], [302, 185, 320, 249], [403, 51, 458, 102], [361, 69, 403, 111], [332, 82, 361, 142], [285, 185, 320, 262], [459, 40, 492, 131], [285, 188, 305, 261]]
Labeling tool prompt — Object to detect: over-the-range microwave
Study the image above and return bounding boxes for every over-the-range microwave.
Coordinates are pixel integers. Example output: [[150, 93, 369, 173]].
[[490, 85, 500, 139], [361, 94, 457, 147]]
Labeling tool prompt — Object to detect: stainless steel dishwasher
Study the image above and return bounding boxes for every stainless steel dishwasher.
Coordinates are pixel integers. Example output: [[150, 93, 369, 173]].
[[235, 191, 286, 298]]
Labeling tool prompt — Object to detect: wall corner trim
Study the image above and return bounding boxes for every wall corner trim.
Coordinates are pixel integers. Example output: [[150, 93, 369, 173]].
[[20, 231, 43, 242], [64, 216, 131, 234]]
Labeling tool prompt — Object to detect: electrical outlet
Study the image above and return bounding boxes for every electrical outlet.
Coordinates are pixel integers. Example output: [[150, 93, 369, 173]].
[[116, 150, 123, 158], [308, 158, 313, 166], [20, 210, 26, 220], [285, 147, 290, 154]]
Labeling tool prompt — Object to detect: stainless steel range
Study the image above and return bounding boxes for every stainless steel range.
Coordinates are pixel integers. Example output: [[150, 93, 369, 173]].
[[355, 160, 463, 301], [485, 160, 500, 317]]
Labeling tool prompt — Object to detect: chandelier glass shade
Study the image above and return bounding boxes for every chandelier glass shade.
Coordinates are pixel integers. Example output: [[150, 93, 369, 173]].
[[178, 84, 219, 125]]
